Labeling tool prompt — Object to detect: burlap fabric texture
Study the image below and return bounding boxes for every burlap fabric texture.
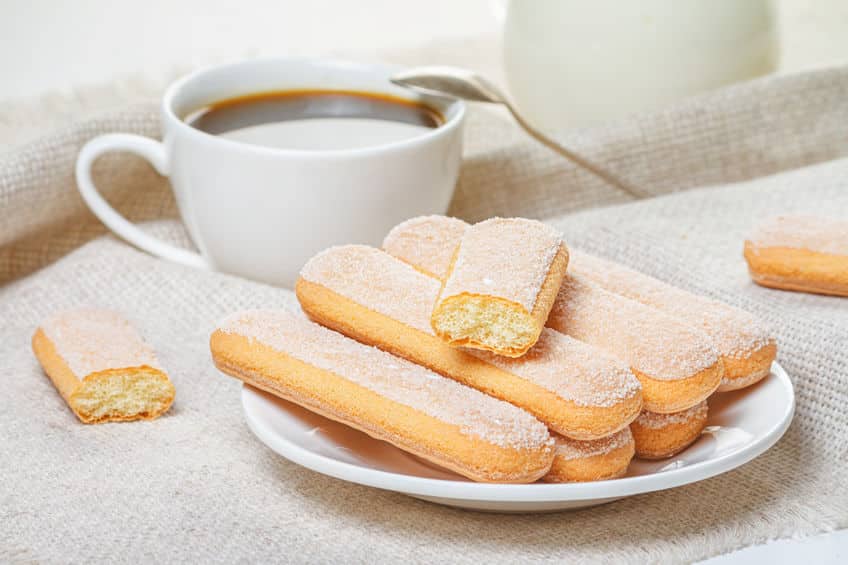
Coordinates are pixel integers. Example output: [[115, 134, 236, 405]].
[[1, 56, 847, 563]]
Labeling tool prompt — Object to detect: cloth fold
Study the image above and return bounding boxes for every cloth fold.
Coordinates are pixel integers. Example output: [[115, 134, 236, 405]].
[[4, 58, 848, 283], [2, 163, 846, 562], [1, 43, 848, 563]]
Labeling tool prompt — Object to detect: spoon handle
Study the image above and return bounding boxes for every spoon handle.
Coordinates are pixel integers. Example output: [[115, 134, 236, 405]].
[[505, 106, 648, 199]]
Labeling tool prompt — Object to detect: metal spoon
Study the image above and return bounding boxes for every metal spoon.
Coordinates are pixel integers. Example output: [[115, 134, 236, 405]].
[[391, 66, 645, 199]]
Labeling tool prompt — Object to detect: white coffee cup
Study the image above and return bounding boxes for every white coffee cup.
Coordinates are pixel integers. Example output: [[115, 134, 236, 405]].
[[76, 58, 465, 287]]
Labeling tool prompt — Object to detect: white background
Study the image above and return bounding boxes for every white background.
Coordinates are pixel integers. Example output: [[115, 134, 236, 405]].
[[2, 0, 848, 100]]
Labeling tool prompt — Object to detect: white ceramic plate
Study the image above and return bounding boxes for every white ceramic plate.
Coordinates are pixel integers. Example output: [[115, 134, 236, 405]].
[[242, 362, 794, 512]]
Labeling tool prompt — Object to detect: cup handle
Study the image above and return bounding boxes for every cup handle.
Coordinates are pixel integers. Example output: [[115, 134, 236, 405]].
[[75, 133, 209, 269]]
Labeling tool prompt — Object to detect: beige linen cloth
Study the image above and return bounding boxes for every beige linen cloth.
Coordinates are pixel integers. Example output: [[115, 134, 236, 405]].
[[2, 48, 848, 562]]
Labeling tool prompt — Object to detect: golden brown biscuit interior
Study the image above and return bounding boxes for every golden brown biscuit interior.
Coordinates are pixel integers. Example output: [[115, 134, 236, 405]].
[[432, 218, 568, 357], [32, 309, 175, 424]]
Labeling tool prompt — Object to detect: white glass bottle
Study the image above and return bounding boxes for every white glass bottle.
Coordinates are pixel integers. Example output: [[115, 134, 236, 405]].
[[503, 0, 778, 129]]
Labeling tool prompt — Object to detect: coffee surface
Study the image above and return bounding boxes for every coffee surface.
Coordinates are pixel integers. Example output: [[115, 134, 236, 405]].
[[185, 90, 443, 150]]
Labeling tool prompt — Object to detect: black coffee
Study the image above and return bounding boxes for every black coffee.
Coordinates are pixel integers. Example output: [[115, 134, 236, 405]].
[[184, 90, 443, 150]]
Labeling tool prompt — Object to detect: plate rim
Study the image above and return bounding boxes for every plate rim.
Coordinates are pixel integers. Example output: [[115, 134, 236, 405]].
[[241, 361, 794, 502]]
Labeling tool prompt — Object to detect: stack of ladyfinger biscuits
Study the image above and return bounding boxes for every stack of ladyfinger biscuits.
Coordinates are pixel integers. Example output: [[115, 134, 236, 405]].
[[210, 216, 777, 483]]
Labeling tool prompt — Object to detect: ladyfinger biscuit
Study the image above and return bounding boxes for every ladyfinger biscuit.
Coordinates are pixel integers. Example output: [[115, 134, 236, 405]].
[[210, 309, 554, 483], [744, 215, 848, 297], [548, 276, 722, 413], [630, 402, 708, 460], [32, 308, 175, 424], [570, 251, 776, 392], [431, 218, 569, 357], [296, 245, 642, 441], [544, 428, 635, 483], [383, 216, 723, 413], [383, 215, 469, 279]]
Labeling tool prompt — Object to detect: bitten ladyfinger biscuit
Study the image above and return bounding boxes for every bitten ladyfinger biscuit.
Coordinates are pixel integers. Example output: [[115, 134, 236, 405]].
[[544, 428, 635, 482], [570, 252, 776, 392], [630, 402, 708, 460], [210, 309, 554, 483], [296, 245, 642, 441], [431, 218, 569, 357], [32, 308, 175, 424], [744, 215, 848, 297], [384, 216, 723, 413]]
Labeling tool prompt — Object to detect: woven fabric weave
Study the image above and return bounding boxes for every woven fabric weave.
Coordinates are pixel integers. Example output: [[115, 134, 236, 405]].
[[1, 44, 847, 563]]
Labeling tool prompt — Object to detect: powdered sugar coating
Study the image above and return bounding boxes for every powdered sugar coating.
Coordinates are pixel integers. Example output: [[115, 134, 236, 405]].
[[41, 308, 161, 377], [748, 215, 848, 256], [440, 217, 564, 312], [300, 245, 440, 334], [382, 215, 469, 279], [218, 309, 552, 450], [303, 245, 639, 408], [570, 251, 773, 360], [548, 275, 719, 381], [470, 328, 641, 407], [634, 401, 708, 430], [384, 217, 718, 380], [554, 427, 633, 461]]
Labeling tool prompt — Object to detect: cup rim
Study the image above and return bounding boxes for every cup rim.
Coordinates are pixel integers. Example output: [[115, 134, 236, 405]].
[[161, 56, 465, 158]]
